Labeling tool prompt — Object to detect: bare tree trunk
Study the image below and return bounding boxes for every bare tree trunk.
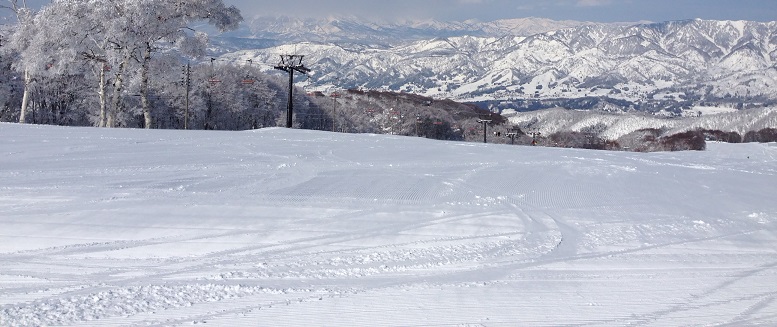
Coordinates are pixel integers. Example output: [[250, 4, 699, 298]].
[[97, 65, 106, 127], [140, 44, 152, 129], [108, 60, 126, 128], [19, 69, 30, 124]]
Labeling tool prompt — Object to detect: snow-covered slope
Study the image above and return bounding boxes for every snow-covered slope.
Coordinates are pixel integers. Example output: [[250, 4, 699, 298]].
[[221, 19, 777, 111], [505, 106, 777, 140], [1, 123, 776, 326]]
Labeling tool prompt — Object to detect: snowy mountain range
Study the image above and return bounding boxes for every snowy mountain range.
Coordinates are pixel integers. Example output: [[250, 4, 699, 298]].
[[504, 106, 777, 141], [216, 17, 777, 113]]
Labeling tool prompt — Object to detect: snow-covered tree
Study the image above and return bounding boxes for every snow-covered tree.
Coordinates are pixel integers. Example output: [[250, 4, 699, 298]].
[[7, 0, 242, 128], [189, 62, 283, 130], [3, 0, 36, 124], [18, 1, 108, 125], [100, 0, 242, 128], [0, 28, 22, 122]]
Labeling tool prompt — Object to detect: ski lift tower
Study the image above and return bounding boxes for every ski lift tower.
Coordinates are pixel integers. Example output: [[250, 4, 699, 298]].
[[506, 127, 520, 145], [274, 54, 311, 128], [530, 131, 541, 146], [477, 118, 492, 144]]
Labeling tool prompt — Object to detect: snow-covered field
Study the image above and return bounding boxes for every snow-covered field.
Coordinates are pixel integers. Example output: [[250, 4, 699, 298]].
[[1, 123, 776, 326]]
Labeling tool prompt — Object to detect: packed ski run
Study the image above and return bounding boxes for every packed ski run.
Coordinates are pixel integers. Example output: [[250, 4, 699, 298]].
[[1, 123, 776, 326]]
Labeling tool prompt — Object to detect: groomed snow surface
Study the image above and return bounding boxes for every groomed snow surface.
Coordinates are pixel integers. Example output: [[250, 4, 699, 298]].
[[1, 123, 776, 326]]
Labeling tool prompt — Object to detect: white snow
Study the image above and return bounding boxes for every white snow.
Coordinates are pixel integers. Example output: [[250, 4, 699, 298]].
[[686, 106, 739, 116], [1, 123, 776, 326]]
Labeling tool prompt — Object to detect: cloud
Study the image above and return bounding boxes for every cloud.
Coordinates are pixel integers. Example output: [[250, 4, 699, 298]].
[[221, 0, 773, 24], [575, 0, 613, 7]]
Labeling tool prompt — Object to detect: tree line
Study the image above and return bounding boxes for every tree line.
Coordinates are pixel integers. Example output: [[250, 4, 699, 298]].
[[0, 0, 247, 129]]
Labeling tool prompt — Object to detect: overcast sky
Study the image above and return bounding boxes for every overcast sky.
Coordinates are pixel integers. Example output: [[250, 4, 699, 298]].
[[2, 0, 775, 24], [223, 0, 777, 23]]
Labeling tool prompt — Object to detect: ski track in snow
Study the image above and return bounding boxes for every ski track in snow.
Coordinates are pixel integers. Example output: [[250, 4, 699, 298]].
[[0, 124, 776, 326]]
